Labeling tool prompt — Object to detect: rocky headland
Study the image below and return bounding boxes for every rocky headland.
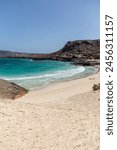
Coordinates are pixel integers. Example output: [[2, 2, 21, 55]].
[[0, 39, 100, 66]]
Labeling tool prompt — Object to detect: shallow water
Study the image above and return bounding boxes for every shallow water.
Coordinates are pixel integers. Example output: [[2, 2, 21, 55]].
[[0, 58, 97, 90]]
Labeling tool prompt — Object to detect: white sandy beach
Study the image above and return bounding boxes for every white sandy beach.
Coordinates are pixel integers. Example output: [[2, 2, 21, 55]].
[[0, 73, 99, 150]]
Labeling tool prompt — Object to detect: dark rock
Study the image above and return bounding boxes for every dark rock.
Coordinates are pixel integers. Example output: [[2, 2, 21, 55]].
[[72, 59, 100, 66], [0, 79, 28, 100], [92, 83, 100, 91]]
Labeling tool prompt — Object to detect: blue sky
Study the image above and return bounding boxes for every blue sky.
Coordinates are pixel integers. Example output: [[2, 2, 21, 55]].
[[0, 0, 100, 53]]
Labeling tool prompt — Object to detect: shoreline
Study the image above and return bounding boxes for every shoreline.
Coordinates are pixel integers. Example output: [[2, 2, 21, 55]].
[[17, 71, 99, 105], [29, 65, 99, 92], [0, 58, 99, 92]]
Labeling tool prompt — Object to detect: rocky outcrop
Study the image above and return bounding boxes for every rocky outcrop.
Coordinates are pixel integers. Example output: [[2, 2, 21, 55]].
[[53, 39, 99, 58], [92, 83, 100, 91], [0, 79, 28, 100], [0, 39, 100, 66], [50, 39, 100, 65]]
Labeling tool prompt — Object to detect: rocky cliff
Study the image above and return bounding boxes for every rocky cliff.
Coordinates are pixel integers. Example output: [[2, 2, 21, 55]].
[[50, 39, 100, 65], [0, 39, 100, 65]]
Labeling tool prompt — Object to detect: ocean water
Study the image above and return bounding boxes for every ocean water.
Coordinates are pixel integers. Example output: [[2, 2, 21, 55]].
[[0, 58, 97, 90]]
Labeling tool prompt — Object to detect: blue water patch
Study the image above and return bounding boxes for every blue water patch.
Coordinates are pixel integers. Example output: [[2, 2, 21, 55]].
[[0, 58, 97, 90]]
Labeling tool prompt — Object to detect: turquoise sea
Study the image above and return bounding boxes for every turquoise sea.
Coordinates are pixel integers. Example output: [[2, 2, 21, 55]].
[[0, 58, 97, 90]]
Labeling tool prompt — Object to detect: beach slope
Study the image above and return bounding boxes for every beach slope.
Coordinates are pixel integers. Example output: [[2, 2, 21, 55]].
[[0, 73, 99, 150]]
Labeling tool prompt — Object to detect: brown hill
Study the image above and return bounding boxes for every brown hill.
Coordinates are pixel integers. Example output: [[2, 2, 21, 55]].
[[0, 39, 100, 65]]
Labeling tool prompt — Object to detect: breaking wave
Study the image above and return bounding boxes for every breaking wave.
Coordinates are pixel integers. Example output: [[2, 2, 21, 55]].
[[5, 66, 85, 81], [0, 58, 97, 90]]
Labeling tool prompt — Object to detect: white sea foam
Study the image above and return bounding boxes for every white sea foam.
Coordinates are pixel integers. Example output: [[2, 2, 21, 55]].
[[0, 58, 97, 90], [29, 59, 33, 61], [2, 66, 97, 90], [4, 66, 85, 81]]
